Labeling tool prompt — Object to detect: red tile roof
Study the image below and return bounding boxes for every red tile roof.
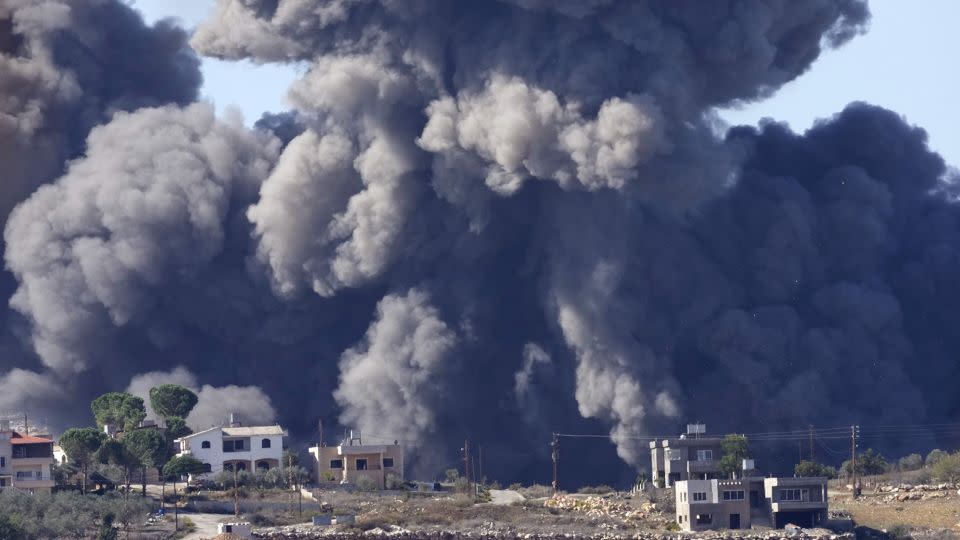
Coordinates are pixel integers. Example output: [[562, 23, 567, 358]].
[[10, 432, 53, 445]]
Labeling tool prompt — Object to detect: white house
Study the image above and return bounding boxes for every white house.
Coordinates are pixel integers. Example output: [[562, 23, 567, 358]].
[[174, 424, 286, 474]]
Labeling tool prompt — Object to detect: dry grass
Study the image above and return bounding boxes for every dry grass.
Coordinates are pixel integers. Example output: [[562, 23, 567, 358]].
[[831, 492, 960, 530]]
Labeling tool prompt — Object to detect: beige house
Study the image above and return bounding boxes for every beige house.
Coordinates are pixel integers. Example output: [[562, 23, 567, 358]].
[[0, 425, 55, 493], [309, 432, 404, 490], [650, 425, 722, 487], [675, 476, 828, 531]]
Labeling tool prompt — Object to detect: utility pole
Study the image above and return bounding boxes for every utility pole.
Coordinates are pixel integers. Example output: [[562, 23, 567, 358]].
[[23, 413, 27, 435], [850, 425, 859, 499], [478, 446, 483, 485], [809, 425, 814, 462], [463, 439, 471, 486], [318, 419, 324, 447], [551, 433, 559, 493]]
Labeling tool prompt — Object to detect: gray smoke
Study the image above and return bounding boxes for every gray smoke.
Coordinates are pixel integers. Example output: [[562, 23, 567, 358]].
[[334, 289, 456, 443], [7, 0, 960, 484], [126, 366, 277, 429], [0, 0, 201, 221]]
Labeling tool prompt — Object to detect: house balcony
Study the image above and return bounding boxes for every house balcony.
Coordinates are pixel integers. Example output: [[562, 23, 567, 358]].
[[11, 457, 52, 466], [687, 460, 718, 474]]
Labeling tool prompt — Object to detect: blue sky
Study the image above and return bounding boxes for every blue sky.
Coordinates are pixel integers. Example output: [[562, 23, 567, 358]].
[[133, 0, 958, 167]]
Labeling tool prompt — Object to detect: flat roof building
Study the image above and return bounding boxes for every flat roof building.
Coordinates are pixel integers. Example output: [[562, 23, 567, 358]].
[[675, 476, 828, 531]]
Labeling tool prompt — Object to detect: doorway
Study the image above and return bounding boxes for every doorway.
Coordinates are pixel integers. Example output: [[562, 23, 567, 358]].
[[729, 513, 741, 529]]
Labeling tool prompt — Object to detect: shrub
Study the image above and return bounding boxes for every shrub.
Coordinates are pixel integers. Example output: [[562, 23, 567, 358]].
[[665, 520, 681, 532], [926, 449, 949, 468], [898, 454, 923, 472], [795, 460, 838, 479], [0, 515, 27, 540], [321, 470, 338, 482], [578, 485, 614, 495], [355, 476, 378, 492], [932, 452, 960, 483], [508, 483, 523, 491], [385, 474, 404, 490]]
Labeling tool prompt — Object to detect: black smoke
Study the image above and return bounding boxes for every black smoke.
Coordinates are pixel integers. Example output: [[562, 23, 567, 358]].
[[1, 0, 958, 486]]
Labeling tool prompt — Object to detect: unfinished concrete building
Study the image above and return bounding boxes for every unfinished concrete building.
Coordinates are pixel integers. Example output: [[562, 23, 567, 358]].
[[650, 424, 722, 487], [675, 476, 829, 531]]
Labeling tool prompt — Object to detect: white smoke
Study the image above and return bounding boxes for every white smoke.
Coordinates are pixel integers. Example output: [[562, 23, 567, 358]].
[[334, 289, 456, 444]]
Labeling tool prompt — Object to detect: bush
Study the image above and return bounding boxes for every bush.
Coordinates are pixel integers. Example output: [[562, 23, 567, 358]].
[[385, 474, 404, 490], [795, 461, 838, 479], [0, 515, 27, 540], [926, 449, 949, 468], [665, 520, 681, 532], [898, 454, 923, 472], [932, 452, 960, 483], [508, 483, 523, 491], [321, 470, 338, 482], [355, 476, 378, 492], [578, 485, 614, 495]]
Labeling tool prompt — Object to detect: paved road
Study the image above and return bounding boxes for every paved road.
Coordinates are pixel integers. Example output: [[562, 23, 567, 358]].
[[488, 489, 525, 505], [178, 512, 224, 540]]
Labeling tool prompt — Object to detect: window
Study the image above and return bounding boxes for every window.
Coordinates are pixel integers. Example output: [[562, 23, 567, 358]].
[[383, 457, 394, 468], [201, 441, 211, 449], [680, 492, 687, 502], [722, 490, 745, 501], [223, 439, 247, 452], [356, 458, 368, 470], [0, 456, 5, 467], [12, 447, 25, 458], [692, 492, 707, 502], [330, 459, 343, 469], [779, 488, 806, 502], [261, 438, 271, 449], [695, 514, 712, 525], [696, 449, 713, 461]]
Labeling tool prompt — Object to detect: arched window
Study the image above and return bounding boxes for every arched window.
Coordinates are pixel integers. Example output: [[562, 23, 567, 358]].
[[261, 438, 271, 449], [201, 441, 211, 449]]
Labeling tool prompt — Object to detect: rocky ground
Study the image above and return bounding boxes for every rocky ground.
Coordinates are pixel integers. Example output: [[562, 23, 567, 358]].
[[248, 489, 857, 540], [830, 482, 960, 533]]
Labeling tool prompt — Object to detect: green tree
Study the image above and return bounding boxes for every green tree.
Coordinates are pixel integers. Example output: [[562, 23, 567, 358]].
[[843, 448, 889, 476], [719, 434, 749, 478], [163, 455, 207, 532], [149, 384, 198, 420], [90, 392, 147, 434], [898, 453, 923, 471], [122, 428, 169, 497], [164, 416, 192, 441], [795, 460, 838, 479], [0, 514, 27, 540], [932, 452, 960, 483], [59, 428, 107, 493], [96, 513, 119, 540], [926, 449, 948, 467], [95, 439, 140, 497]]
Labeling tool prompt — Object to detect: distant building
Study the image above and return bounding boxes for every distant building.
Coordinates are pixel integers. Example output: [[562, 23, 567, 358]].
[[174, 421, 286, 475], [675, 476, 828, 531], [650, 424, 722, 487], [0, 421, 55, 493], [308, 430, 404, 490]]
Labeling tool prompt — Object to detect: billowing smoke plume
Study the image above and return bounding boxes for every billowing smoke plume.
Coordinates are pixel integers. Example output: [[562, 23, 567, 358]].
[[334, 289, 456, 444], [126, 367, 277, 430], [0, 0, 201, 220], [3, 0, 960, 484]]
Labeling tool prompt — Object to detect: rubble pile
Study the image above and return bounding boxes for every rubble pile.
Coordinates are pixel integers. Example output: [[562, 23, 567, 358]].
[[874, 483, 958, 503], [544, 494, 658, 523]]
